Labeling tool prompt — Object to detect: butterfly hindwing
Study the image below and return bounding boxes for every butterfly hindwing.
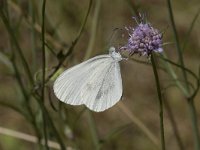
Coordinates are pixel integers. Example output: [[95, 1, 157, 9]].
[[82, 61, 122, 112]]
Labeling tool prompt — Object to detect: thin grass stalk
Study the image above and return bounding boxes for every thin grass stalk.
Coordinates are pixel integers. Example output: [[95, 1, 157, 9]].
[[0, 9, 34, 85], [29, 0, 37, 72], [159, 54, 199, 83], [164, 99, 185, 150], [159, 53, 200, 99], [11, 58, 42, 143], [160, 53, 189, 96], [0, 51, 14, 73], [166, 0, 189, 92], [151, 54, 165, 150], [103, 123, 132, 141], [160, 53, 200, 149], [118, 101, 159, 148], [41, 0, 49, 149], [33, 94, 66, 150], [1, 3, 42, 143], [9, 40, 42, 144], [165, 9, 200, 148], [182, 8, 200, 52], [41, 0, 46, 104]]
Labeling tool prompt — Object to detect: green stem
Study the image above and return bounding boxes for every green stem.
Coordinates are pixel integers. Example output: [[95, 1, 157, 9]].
[[151, 54, 165, 150], [161, 53, 189, 97], [41, 0, 46, 103], [34, 94, 66, 150], [166, 0, 189, 92], [188, 99, 200, 150], [41, 0, 49, 149]]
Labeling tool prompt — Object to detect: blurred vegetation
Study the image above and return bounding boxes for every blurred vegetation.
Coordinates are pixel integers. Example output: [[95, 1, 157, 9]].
[[0, 0, 200, 150]]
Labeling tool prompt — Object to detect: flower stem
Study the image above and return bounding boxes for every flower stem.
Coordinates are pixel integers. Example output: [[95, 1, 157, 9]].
[[151, 54, 166, 150]]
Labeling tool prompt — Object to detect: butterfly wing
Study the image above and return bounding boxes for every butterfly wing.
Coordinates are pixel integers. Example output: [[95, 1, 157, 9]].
[[81, 61, 122, 112], [53, 55, 122, 112], [53, 55, 111, 105]]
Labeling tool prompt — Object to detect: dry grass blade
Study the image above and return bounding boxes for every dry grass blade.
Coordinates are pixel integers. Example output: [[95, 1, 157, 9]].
[[0, 127, 74, 150], [118, 101, 159, 148]]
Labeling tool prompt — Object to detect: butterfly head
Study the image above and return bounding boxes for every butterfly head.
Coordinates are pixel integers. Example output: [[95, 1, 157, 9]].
[[109, 47, 122, 61]]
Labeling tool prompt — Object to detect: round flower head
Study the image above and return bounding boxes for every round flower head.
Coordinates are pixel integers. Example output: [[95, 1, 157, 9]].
[[121, 16, 163, 56]]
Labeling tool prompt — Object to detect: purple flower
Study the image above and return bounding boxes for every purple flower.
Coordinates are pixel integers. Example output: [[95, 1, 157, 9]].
[[121, 17, 163, 56]]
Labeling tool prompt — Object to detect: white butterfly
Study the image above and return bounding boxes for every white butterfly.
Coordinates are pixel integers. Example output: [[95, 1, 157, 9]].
[[53, 47, 123, 112]]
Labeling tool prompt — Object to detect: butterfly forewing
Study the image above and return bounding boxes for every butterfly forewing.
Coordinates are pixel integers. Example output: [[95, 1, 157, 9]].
[[53, 55, 110, 105]]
